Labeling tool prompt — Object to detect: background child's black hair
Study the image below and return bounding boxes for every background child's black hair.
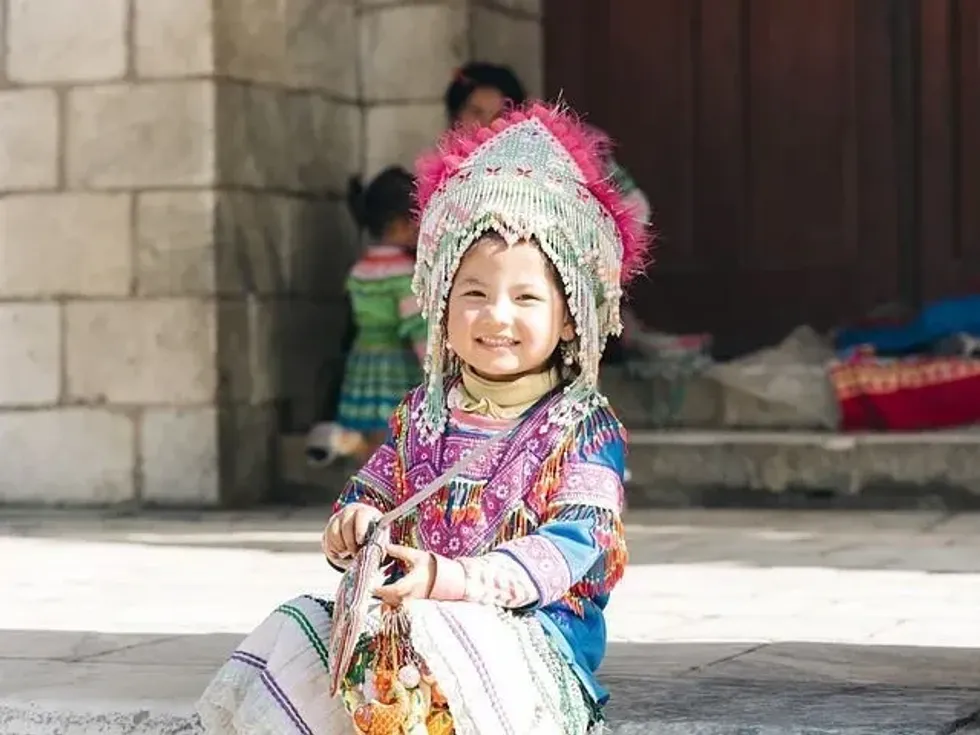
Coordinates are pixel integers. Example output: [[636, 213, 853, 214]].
[[444, 62, 528, 121], [347, 166, 415, 240]]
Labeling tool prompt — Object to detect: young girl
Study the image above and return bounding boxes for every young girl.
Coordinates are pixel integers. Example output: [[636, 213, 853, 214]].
[[313, 166, 426, 464], [197, 102, 651, 734]]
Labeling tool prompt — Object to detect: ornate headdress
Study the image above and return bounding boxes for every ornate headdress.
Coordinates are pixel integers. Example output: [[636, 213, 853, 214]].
[[412, 102, 652, 440]]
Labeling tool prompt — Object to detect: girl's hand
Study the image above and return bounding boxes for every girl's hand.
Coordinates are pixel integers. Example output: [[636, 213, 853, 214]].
[[374, 544, 437, 605], [322, 504, 382, 561]]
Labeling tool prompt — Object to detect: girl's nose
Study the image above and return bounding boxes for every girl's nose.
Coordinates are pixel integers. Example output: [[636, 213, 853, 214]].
[[482, 298, 512, 327]]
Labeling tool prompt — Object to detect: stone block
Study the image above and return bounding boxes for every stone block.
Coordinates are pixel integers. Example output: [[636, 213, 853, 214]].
[[134, 0, 214, 78], [218, 403, 277, 506], [6, 0, 127, 83], [68, 82, 216, 189], [284, 0, 357, 97], [136, 191, 217, 296], [215, 193, 358, 297], [216, 298, 276, 405], [285, 198, 360, 297], [66, 299, 217, 405], [0, 409, 134, 504], [359, 4, 467, 101], [214, 83, 283, 190], [214, 0, 286, 84], [0, 194, 131, 298], [0, 89, 59, 190], [364, 103, 445, 178], [0, 304, 60, 406], [470, 7, 543, 97], [247, 300, 277, 405], [140, 407, 219, 505], [288, 94, 362, 194], [214, 191, 288, 295], [216, 83, 360, 193], [274, 299, 351, 430]]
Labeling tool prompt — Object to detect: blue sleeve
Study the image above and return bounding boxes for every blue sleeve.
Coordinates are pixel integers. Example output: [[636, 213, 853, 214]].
[[495, 420, 627, 608]]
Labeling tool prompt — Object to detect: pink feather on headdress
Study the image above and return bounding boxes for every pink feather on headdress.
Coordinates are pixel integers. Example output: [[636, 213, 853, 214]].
[[414, 101, 653, 284]]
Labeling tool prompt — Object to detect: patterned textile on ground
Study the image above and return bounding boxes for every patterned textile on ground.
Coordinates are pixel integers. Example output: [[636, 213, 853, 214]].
[[835, 295, 980, 357], [830, 350, 980, 431]]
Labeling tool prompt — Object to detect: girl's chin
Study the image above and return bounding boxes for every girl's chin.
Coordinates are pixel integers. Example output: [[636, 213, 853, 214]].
[[468, 362, 527, 382]]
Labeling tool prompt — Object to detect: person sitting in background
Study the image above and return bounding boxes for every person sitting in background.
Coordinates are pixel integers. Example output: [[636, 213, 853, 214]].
[[444, 61, 651, 226]]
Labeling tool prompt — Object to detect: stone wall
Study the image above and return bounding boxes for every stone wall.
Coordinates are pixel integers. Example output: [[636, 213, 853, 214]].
[[360, 0, 542, 177], [0, 0, 542, 507]]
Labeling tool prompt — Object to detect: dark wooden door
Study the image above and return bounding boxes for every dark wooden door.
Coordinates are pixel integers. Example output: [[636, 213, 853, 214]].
[[919, 0, 980, 302], [545, 0, 972, 356]]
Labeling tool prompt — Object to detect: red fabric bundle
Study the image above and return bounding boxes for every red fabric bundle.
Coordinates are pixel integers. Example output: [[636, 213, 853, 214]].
[[830, 354, 980, 431]]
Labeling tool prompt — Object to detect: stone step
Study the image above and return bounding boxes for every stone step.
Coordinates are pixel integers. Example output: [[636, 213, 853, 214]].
[[1, 641, 977, 734], [279, 428, 980, 510], [625, 428, 980, 509]]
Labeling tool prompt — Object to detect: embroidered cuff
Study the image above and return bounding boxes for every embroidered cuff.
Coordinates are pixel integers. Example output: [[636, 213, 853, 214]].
[[550, 462, 623, 512], [498, 535, 572, 607], [428, 555, 466, 601], [457, 553, 540, 608]]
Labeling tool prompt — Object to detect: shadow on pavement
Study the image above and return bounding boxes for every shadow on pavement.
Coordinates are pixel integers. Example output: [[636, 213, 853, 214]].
[[1, 629, 978, 733]]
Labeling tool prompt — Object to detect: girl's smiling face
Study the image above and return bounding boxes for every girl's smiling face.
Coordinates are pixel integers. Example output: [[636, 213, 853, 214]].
[[446, 235, 574, 381]]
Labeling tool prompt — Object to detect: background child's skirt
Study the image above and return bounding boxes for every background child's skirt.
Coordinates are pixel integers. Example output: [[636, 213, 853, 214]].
[[196, 595, 597, 735], [337, 344, 421, 434]]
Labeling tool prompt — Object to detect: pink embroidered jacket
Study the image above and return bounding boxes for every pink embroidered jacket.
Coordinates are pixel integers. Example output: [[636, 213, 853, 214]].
[[331, 381, 628, 704]]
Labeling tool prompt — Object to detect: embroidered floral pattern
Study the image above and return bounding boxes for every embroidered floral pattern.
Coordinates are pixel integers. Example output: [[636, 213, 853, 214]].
[[497, 535, 573, 607]]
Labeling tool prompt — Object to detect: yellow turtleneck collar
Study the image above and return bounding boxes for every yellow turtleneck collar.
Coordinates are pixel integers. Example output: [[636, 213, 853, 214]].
[[457, 363, 561, 419]]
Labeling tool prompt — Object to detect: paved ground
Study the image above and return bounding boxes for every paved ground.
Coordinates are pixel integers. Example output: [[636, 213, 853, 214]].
[[1, 508, 979, 733]]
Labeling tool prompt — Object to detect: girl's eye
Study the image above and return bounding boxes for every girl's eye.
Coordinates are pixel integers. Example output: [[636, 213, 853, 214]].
[[463, 289, 485, 298], [517, 293, 543, 302]]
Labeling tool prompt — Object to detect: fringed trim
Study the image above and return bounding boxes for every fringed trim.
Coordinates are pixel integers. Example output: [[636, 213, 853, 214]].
[[570, 514, 628, 601], [390, 400, 411, 505], [571, 401, 627, 458], [428, 480, 486, 527], [492, 505, 534, 549], [558, 591, 586, 618]]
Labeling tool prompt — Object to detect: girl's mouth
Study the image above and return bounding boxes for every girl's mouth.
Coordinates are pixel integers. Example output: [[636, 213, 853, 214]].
[[477, 336, 518, 348]]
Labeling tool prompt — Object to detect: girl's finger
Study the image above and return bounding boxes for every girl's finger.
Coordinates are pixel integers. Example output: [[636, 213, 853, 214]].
[[353, 510, 376, 547], [340, 510, 358, 553], [323, 516, 342, 555], [374, 577, 410, 605], [384, 543, 421, 565]]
